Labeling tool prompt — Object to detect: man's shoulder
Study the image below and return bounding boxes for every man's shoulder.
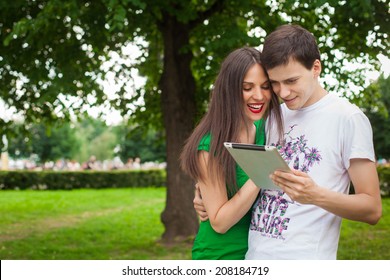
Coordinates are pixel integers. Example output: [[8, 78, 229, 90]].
[[323, 94, 365, 117]]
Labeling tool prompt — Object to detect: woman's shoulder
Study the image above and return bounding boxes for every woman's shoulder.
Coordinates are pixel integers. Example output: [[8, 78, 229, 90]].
[[198, 133, 211, 152], [254, 119, 265, 128], [254, 119, 266, 145]]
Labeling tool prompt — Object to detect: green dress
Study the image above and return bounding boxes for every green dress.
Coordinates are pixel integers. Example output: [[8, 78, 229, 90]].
[[192, 119, 266, 260]]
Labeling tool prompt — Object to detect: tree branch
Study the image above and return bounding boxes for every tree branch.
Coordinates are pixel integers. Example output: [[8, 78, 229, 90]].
[[189, 0, 226, 29]]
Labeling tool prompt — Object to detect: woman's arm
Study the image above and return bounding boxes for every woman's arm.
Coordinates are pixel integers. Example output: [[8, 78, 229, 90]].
[[198, 150, 260, 233]]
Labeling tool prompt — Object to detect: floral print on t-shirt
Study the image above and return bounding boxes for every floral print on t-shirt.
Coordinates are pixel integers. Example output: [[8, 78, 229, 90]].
[[272, 124, 322, 173]]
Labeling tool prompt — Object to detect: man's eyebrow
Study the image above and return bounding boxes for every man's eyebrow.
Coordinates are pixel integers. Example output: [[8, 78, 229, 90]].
[[270, 76, 300, 83]]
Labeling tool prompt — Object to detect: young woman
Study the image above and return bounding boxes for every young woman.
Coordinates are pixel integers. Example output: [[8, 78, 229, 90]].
[[180, 47, 283, 259]]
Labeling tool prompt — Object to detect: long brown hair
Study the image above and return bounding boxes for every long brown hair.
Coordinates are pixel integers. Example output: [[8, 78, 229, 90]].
[[181, 47, 283, 196]]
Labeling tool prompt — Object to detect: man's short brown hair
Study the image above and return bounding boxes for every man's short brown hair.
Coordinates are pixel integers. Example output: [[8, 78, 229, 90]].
[[261, 24, 321, 70]]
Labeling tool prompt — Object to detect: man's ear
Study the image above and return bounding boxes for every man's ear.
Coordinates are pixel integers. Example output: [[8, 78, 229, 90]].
[[312, 59, 321, 78]]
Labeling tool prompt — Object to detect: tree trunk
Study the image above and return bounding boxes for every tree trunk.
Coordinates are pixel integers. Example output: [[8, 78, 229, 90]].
[[159, 15, 199, 243]]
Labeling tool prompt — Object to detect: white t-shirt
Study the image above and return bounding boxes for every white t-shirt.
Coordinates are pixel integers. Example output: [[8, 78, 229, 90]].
[[246, 93, 375, 260]]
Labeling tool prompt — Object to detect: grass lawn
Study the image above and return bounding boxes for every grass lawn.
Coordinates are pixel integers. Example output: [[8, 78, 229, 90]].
[[0, 188, 388, 260], [0, 188, 191, 260], [338, 197, 390, 260]]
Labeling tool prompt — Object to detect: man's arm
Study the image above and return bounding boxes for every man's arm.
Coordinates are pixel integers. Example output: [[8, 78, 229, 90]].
[[270, 158, 382, 225]]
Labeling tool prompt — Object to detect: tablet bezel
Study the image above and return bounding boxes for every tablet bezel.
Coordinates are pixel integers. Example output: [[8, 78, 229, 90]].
[[224, 142, 291, 190]]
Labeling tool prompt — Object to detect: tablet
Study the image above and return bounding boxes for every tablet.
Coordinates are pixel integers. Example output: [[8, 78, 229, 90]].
[[224, 142, 291, 190]]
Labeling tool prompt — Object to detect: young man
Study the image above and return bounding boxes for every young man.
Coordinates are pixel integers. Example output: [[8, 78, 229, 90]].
[[194, 24, 382, 259], [245, 24, 381, 260]]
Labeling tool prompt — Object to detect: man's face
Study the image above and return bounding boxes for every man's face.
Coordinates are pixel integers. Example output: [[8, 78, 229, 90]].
[[267, 58, 321, 110]]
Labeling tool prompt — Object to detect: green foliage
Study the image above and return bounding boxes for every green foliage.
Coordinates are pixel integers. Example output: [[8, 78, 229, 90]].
[[72, 116, 166, 163], [1, 0, 389, 142], [359, 75, 390, 159], [6, 116, 165, 164], [377, 165, 390, 197], [0, 169, 166, 190], [7, 122, 81, 163], [114, 124, 166, 163], [73, 117, 118, 162], [2, 166, 389, 196], [89, 130, 117, 161], [272, 0, 389, 98], [0, 0, 109, 138]]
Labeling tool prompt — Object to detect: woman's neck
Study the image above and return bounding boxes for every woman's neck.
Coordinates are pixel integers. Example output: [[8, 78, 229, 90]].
[[238, 122, 256, 144]]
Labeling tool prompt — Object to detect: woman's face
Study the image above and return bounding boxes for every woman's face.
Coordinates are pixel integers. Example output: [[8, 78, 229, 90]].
[[242, 63, 272, 123]]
